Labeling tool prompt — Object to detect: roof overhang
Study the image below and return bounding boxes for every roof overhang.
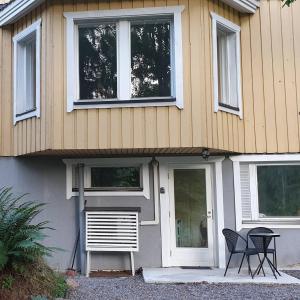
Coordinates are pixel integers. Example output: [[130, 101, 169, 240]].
[[220, 0, 260, 13], [0, 0, 259, 27], [0, 0, 44, 26]]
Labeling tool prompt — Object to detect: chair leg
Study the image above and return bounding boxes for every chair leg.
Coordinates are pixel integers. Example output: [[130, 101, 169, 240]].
[[247, 255, 253, 279], [224, 252, 233, 277], [238, 253, 245, 274], [257, 254, 265, 276]]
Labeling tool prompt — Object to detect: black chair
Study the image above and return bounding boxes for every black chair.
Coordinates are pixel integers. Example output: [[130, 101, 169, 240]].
[[222, 228, 260, 277], [247, 227, 277, 269]]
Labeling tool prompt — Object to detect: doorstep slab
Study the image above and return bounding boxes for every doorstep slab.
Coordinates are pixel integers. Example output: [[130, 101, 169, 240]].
[[143, 267, 300, 285]]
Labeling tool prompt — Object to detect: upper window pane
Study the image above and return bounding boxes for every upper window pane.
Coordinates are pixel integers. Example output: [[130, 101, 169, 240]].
[[131, 20, 171, 98], [91, 167, 141, 190], [16, 32, 36, 115], [257, 165, 300, 218], [78, 24, 117, 100], [217, 24, 238, 108]]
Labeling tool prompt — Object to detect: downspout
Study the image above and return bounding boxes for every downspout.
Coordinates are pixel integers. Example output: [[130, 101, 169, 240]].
[[141, 158, 160, 226], [77, 163, 86, 274]]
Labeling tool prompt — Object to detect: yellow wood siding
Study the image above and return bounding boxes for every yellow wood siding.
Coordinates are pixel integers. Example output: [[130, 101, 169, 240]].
[[1, 0, 300, 156]]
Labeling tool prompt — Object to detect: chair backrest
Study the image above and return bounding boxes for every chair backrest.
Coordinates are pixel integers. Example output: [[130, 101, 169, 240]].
[[248, 227, 273, 251], [222, 228, 245, 253]]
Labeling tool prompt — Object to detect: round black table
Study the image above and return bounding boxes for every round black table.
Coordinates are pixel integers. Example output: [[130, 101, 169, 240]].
[[249, 232, 281, 279]]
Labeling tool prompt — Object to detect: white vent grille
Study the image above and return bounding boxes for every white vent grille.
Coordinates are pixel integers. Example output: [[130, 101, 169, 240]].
[[240, 164, 252, 220], [85, 211, 139, 252]]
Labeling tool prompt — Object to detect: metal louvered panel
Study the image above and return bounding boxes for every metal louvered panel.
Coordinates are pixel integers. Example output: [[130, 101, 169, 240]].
[[85, 211, 139, 252], [240, 164, 252, 220]]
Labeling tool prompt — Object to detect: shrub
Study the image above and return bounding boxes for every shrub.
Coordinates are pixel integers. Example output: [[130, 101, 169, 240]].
[[0, 187, 53, 271]]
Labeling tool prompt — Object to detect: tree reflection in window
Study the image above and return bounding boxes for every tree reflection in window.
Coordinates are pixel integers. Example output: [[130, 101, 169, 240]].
[[131, 20, 171, 98], [91, 167, 141, 190], [79, 24, 117, 100], [257, 165, 300, 217]]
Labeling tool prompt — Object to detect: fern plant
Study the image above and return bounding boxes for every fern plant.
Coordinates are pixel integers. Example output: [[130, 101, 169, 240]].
[[0, 187, 53, 271]]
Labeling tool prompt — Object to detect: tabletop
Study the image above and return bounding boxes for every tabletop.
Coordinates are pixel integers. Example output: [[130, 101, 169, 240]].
[[249, 233, 280, 238]]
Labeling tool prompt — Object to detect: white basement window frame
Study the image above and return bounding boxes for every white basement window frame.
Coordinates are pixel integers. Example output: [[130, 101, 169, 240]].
[[63, 158, 151, 199], [231, 155, 300, 230], [211, 12, 242, 118], [13, 19, 41, 124], [64, 6, 184, 111]]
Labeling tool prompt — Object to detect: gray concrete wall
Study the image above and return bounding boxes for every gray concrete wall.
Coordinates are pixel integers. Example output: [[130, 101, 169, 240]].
[[0, 156, 299, 272], [0, 157, 162, 272]]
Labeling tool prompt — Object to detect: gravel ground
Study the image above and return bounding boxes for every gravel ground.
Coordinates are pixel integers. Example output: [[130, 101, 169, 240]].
[[68, 273, 300, 300]]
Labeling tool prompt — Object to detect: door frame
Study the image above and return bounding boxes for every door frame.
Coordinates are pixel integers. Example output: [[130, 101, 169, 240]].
[[158, 157, 226, 268], [168, 164, 214, 266]]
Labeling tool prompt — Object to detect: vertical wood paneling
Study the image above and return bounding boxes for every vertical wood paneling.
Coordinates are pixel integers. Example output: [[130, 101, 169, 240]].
[[281, 4, 299, 152], [249, 8, 266, 153], [260, 0, 277, 153], [63, 0, 76, 150], [190, 0, 205, 147], [240, 14, 256, 152], [1, 27, 12, 155], [3, 0, 300, 156], [179, 0, 193, 147], [269, 0, 289, 153], [292, 0, 300, 150]]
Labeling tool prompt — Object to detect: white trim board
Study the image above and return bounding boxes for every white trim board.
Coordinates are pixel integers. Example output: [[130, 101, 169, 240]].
[[159, 157, 226, 268], [63, 157, 151, 200], [231, 154, 300, 162], [211, 12, 242, 119], [220, 0, 260, 14], [64, 6, 184, 111], [13, 18, 41, 124], [0, 0, 44, 26], [232, 155, 300, 230]]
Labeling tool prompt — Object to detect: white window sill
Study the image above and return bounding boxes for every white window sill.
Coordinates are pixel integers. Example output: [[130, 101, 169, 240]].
[[216, 103, 242, 118], [70, 190, 148, 198], [14, 109, 39, 125], [242, 219, 300, 229], [71, 97, 182, 110]]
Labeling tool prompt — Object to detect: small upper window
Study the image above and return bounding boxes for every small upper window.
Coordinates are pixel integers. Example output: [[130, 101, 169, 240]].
[[211, 13, 242, 117], [13, 19, 41, 124], [65, 6, 184, 111]]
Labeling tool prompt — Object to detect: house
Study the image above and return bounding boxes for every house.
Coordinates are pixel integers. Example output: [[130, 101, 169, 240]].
[[0, 0, 299, 274]]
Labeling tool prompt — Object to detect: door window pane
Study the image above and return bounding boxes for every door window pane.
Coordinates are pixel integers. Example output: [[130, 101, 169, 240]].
[[174, 169, 208, 248], [79, 24, 117, 100], [91, 167, 141, 190], [131, 20, 171, 98], [257, 165, 300, 217]]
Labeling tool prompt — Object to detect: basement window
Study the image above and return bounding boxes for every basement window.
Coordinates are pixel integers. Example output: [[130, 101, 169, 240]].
[[13, 19, 41, 124], [64, 158, 151, 199], [211, 13, 242, 118]]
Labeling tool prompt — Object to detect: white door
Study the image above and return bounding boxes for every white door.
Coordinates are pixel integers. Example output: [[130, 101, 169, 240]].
[[168, 164, 214, 266]]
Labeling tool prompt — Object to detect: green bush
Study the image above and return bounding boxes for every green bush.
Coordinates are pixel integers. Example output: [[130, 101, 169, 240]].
[[1, 274, 14, 290], [0, 187, 53, 271]]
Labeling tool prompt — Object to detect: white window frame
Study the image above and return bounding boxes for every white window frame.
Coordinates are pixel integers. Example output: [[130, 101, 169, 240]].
[[13, 19, 41, 124], [231, 154, 300, 229], [63, 158, 151, 199], [64, 6, 184, 111], [211, 12, 242, 118]]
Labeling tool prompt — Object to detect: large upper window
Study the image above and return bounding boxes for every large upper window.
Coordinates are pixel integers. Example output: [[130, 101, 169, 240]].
[[65, 6, 184, 111], [13, 19, 41, 124], [211, 13, 242, 117]]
